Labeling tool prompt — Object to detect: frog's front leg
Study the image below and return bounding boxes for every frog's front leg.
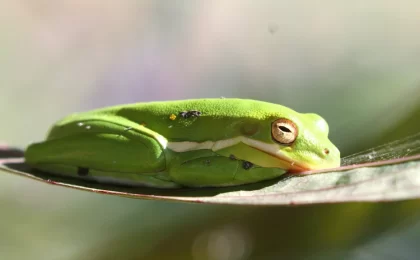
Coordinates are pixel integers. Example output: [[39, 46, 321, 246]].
[[168, 150, 287, 187]]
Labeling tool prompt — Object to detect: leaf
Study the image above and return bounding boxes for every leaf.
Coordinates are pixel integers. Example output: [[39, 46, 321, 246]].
[[1, 134, 420, 206]]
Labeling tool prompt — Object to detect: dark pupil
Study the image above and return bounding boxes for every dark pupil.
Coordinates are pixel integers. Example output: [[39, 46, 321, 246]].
[[279, 126, 291, 132]]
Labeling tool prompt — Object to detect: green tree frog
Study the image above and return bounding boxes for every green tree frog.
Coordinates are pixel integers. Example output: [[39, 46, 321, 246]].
[[25, 99, 340, 188]]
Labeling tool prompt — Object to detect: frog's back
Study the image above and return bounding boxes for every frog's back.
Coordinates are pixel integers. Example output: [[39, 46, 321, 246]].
[[102, 98, 290, 118], [49, 99, 297, 142]]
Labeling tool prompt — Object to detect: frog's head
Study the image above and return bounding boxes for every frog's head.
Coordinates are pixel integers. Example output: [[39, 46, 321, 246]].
[[264, 112, 340, 172], [216, 108, 340, 174]]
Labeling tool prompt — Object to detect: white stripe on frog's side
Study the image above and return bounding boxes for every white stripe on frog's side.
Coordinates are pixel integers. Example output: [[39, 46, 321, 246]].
[[165, 136, 313, 171], [167, 136, 284, 159], [155, 134, 168, 149]]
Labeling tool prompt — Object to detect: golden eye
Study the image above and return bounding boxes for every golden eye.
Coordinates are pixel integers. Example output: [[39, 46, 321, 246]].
[[271, 118, 298, 144]]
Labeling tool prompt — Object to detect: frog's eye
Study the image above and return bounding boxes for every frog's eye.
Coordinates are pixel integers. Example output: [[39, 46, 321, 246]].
[[271, 118, 298, 144]]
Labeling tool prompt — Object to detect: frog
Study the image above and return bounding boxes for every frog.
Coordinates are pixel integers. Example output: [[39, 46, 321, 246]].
[[24, 98, 340, 188]]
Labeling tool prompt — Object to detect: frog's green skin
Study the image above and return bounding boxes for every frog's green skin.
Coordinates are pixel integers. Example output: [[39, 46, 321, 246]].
[[25, 99, 340, 188]]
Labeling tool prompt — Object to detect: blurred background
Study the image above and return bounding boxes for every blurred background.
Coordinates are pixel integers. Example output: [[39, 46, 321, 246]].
[[1, 1, 420, 259]]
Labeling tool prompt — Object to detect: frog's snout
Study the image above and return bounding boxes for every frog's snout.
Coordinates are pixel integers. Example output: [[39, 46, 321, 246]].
[[319, 144, 341, 169]]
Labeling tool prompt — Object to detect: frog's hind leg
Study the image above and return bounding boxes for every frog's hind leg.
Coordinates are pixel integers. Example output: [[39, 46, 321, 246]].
[[25, 132, 180, 188]]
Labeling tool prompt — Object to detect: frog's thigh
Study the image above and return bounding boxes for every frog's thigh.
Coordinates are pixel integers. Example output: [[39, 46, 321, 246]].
[[26, 132, 166, 175], [168, 154, 287, 187]]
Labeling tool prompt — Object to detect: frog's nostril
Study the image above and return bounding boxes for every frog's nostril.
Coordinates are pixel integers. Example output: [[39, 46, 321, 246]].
[[323, 148, 330, 155]]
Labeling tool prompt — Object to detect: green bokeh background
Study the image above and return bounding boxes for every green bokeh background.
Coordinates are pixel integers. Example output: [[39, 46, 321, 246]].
[[1, 1, 420, 259]]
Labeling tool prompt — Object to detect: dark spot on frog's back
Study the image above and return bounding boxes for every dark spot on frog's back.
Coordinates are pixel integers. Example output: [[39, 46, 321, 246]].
[[179, 110, 202, 119]]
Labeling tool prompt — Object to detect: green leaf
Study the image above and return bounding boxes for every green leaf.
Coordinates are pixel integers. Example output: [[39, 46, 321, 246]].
[[1, 134, 420, 206]]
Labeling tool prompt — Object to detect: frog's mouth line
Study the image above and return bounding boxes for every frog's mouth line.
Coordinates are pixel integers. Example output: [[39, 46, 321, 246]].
[[251, 146, 310, 173]]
